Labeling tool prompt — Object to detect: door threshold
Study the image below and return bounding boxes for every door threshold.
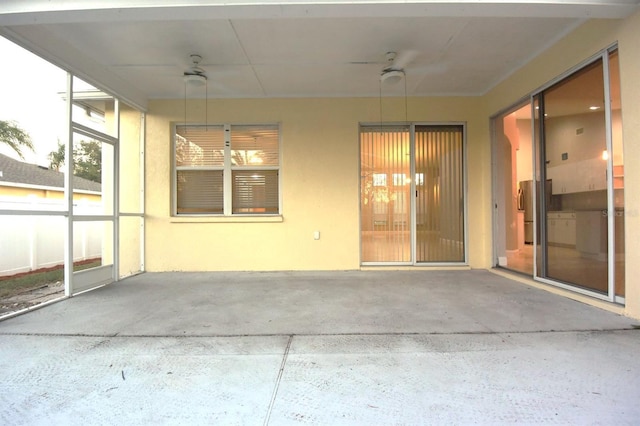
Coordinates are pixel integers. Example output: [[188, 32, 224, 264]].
[[361, 265, 471, 271], [490, 268, 625, 316]]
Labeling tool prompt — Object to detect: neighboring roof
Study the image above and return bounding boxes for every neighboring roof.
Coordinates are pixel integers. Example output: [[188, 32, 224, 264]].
[[0, 154, 101, 193]]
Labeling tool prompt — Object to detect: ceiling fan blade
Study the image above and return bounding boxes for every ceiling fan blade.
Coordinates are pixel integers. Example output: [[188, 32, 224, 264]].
[[391, 50, 419, 70], [208, 81, 236, 96], [406, 62, 449, 76]]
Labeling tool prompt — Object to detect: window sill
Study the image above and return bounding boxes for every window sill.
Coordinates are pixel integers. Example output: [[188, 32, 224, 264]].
[[170, 215, 283, 224]]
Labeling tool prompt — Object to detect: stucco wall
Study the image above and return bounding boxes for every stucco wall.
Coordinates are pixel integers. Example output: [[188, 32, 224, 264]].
[[145, 96, 487, 272], [483, 12, 640, 318], [118, 104, 144, 278], [143, 11, 638, 317], [617, 11, 640, 319]]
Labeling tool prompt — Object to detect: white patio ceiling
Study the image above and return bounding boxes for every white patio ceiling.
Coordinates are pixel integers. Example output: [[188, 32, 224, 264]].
[[0, 1, 638, 110]]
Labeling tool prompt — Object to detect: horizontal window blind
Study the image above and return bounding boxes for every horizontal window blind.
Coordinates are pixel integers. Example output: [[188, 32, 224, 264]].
[[175, 125, 225, 167], [230, 125, 279, 166], [174, 124, 280, 216], [232, 170, 279, 214], [176, 170, 223, 214]]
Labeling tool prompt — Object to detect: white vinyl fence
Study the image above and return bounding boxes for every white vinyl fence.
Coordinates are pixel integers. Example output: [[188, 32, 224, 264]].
[[0, 197, 103, 277]]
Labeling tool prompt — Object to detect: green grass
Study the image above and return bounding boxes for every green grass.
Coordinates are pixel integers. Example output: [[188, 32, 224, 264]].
[[0, 261, 102, 299]]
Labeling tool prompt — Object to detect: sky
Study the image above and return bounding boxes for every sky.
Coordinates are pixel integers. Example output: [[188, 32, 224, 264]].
[[0, 36, 94, 166]]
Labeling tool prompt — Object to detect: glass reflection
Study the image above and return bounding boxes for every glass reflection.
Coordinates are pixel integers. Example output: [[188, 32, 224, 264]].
[[542, 59, 609, 293]]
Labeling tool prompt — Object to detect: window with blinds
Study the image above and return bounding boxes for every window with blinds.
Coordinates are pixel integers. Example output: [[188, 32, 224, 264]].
[[173, 124, 280, 215]]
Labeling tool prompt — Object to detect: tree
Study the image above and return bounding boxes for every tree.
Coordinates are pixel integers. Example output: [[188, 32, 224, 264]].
[[75, 141, 102, 183], [0, 120, 34, 160], [48, 140, 102, 183], [48, 140, 65, 171]]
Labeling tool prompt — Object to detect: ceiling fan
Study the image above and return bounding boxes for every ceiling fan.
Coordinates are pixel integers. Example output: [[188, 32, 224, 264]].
[[380, 51, 418, 85], [181, 54, 209, 128], [379, 50, 449, 85], [183, 54, 208, 86]]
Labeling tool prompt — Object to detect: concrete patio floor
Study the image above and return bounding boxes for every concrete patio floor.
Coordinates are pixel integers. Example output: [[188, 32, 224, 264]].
[[1, 270, 639, 424]]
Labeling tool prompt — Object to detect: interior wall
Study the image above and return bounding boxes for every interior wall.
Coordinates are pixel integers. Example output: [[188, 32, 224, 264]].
[[502, 114, 519, 251], [545, 112, 606, 167], [483, 11, 640, 318], [516, 119, 533, 183], [145, 96, 487, 271]]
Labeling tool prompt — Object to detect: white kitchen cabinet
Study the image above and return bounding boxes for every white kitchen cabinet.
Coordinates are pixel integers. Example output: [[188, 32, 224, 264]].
[[565, 215, 577, 245], [565, 163, 583, 193], [548, 165, 565, 194], [576, 211, 604, 256], [548, 157, 607, 194], [547, 212, 576, 247], [585, 157, 607, 191], [548, 217, 557, 242], [548, 163, 578, 194]]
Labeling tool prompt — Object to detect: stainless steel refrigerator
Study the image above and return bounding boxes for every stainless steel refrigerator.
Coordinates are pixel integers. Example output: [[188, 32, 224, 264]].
[[518, 179, 552, 244]]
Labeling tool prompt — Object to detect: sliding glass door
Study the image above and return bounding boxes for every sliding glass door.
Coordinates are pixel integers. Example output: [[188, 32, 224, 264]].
[[415, 126, 464, 262], [360, 126, 411, 263], [490, 47, 626, 303], [534, 49, 624, 301], [360, 124, 465, 264]]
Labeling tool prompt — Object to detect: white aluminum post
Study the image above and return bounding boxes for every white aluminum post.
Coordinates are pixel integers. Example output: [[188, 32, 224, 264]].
[[139, 112, 146, 272], [64, 73, 74, 296], [602, 51, 616, 302], [462, 124, 469, 264], [410, 124, 416, 264], [113, 99, 120, 282], [530, 96, 538, 280], [223, 124, 232, 215]]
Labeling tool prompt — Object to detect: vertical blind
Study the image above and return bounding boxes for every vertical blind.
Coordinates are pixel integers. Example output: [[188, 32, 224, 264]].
[[415, 125, 464, 262], [360, 126, 411, 263]]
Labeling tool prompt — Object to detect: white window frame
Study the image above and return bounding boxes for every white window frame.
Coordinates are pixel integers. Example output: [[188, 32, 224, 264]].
[[172, 123, 281, 217]]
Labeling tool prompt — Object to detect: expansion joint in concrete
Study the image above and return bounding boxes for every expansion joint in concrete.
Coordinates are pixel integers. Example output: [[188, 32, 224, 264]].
[[263, 334, 293, 426], [1, 329, 639, 339]]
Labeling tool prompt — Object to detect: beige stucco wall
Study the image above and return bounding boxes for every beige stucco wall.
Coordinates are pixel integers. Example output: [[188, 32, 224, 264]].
[[616, 11, 640, 319], [145, 96, 487, 272], [483, 12, 640, 318], [118, 104, 144, 278], [99, 101, 143, 277], [144, 11, 638, 318]]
